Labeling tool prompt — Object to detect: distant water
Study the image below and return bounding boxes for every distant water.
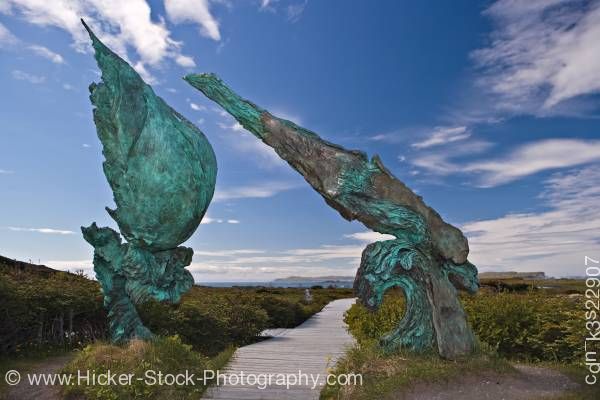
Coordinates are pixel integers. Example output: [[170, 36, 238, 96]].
[[199, 280, 353, 288]]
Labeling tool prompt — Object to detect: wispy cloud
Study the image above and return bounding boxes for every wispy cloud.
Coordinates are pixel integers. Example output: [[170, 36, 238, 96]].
[[344, 231, 396, 242], [410, 140, 493, 176], [194, 249, 266, 257], [0, 22, 18, 47], [213, 182, 299, 202], [174, 54, 196, 68], [411, 126, 470, 149], [12, 69, 45, 84], [286, 0, 308, 23], [7, 226, 75, 235], [188, 229, 397, 281], [28, 44, 65, 64], [465, 139, 600, 187], [200, 216, 241, 224], [164, 0, 221, 41], [411, 138, 600, 187], [260, 0, 273, 9], [45, 259, 94, 273], [2, 0, 198, 77], [190, 102, 206, 111], [217, 119, 286, 168], [464, 166, 600, 277], [0, 169, 14, 174], [473, 0, 600, 113]]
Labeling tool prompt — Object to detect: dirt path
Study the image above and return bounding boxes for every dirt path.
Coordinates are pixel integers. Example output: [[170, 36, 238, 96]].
[[403, 364, 581, 400], [5, 354, 73, 400]]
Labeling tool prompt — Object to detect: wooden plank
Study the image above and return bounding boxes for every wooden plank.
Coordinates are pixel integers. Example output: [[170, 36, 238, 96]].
[[203, 298, 356, 400]]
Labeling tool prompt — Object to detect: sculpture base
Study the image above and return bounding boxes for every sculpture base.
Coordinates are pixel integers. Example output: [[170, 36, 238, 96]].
[[355, 240, 479, 359], [82, 223, 194, 342]]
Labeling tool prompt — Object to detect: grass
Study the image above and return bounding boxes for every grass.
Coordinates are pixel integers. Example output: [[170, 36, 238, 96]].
[[60, 336, 235, 400], [320, 341, 514, 400]]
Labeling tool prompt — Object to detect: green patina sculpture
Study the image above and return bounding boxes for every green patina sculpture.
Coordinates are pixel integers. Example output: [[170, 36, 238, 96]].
[[185, 73, 478, 359], [81, 21, 217, 342]]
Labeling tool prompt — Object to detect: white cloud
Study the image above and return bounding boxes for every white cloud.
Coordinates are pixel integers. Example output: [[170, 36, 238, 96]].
[[213, 182, 298, 201], [411, 140, 493, 176], [45, 259, 94, 274], [473, 0, 600, 112], [7, 226, 75, 235], [411, 126, 470, 149], [286, 0, 307, 23], [28, 44, 64, 63], [190, 102, 206, 111], [217, 119, 286, 168], [0, 22, 18, 47], [195, 245, 364, 267], [411, 138, 600, 187], [164, 0, 221, 41], [82, 143, 91, 148], [175, 54, 196, 68], [0, 169, 14, 174], [188, 231, 377, 281], [200, 216, 240, 224], [12, 69, 45, 84], [463, 166, 600, 277], [465, 139, 600, 186], [344, 231, 396, 242], [2, 0, 196, 73], [271, 109, 302, 126], [63, 83, 75, 90], [218, 121, 244, 131], [194, 249, 265, 257]]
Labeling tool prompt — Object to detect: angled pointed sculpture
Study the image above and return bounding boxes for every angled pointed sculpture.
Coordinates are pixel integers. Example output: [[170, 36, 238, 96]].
[[81, 21, 217, 342], [185, 73, 478, 359]]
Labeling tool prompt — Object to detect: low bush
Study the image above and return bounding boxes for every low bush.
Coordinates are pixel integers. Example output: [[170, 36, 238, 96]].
[[0, 267, 105, 355], [461, 291, 584, 362], [1, 262, 352, 357], [344, 288, 585, 363], [61, 336, 231, 400]]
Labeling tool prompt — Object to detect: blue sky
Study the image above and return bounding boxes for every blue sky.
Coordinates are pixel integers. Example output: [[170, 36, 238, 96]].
[[1, 0, 599, 280]]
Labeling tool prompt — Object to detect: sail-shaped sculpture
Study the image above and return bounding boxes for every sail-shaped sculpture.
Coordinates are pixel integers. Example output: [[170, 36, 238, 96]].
[[81, 22, 217, 342], [186, 73, 478, 359]]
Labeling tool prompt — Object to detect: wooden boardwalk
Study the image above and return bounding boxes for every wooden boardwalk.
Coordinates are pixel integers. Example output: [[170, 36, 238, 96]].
[[203, 298, 356, 400]]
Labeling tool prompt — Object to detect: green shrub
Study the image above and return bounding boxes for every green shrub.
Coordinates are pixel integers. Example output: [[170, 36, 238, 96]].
[[61, 336, 227, 400], [462, 291, 584, 362], [2, 264, 351, 358], [344, 288, 405, 345], [139, 296, 268, 356], [0, 268, 105, 355], [344, 289, 585, 363]]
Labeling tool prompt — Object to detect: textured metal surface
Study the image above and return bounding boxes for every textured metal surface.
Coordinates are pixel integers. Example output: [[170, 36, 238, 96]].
[[81, 22, 216, 342], [186, 73, 477, 359]]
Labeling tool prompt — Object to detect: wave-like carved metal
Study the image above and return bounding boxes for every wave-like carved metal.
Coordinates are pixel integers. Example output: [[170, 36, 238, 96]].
[[81, 21, 217, 342], [185, 73, 477, 359]]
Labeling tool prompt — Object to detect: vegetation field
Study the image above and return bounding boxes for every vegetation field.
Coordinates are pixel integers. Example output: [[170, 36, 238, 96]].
[[323, 279, 598, 399], [0, 259, 351, 399], [2, 257, 598, 399]]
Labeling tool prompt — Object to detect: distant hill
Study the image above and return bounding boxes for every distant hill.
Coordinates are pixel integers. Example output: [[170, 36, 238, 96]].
[[479, 271, 547, 280], [0, 254, 60, 275]]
